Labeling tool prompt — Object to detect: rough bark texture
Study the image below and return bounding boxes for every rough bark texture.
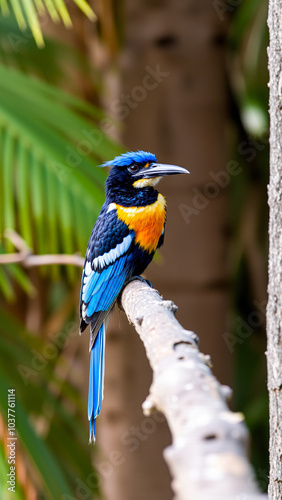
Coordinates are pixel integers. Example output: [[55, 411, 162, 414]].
[[121, 279, 267, 500], [267, 1, 282, 498]]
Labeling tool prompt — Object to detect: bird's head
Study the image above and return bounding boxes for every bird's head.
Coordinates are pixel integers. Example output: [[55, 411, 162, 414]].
[[103, 151, 189, 198]]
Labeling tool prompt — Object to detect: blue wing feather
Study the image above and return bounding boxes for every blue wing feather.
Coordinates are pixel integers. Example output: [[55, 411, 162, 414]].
[[82, 264, 113, 305], [82, 270, 105, 303], [95, 267, 128, 311], [82, 254, 130, 318]]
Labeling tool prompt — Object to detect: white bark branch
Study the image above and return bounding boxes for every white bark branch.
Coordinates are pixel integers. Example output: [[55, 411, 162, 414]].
[[121, 279, 268, 500]]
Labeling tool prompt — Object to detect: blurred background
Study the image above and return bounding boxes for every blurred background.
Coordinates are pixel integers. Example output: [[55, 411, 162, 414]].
[[0, 0, 269, 498]]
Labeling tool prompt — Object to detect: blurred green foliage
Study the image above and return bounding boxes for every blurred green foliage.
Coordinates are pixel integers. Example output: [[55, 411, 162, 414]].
[[0, 308, 99, 499], [0, 9, 123, 499], [228, 0, 269, 490]]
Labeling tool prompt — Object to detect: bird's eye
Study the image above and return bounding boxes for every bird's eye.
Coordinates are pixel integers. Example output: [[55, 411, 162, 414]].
[[127, 164, 139, 174]]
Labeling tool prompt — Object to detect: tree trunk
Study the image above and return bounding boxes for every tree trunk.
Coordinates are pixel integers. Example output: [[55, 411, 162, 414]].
[[100, 2, 232, 500], [267, 0, 282, 498]]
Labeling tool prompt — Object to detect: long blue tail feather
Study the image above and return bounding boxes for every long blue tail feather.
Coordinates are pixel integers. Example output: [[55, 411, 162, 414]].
[[88, 322, 105, 443]]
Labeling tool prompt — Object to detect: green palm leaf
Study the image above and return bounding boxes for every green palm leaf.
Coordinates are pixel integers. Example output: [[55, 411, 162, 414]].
[[0, 0, 96, 46], [0, 64, 123, 285], [0, 14, 99, 88]]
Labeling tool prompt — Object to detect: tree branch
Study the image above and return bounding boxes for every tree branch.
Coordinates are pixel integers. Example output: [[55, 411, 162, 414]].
[[1, 229, 268, 497], [121, 280, 268, 500], [0, 229, 84, 268]]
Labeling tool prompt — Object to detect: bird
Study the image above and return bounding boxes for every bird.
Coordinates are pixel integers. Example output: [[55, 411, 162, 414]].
[[79, 150, 189, 443]]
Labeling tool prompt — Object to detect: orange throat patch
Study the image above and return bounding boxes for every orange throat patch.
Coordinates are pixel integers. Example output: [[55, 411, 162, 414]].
[[115, 194, 166, 253]]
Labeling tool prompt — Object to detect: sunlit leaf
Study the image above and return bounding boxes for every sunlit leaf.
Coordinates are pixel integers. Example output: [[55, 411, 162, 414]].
[[0, 0, 95, 46]]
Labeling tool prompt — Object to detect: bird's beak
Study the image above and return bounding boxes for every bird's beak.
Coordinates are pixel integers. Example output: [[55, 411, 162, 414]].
[[135, 162, 189, 178]]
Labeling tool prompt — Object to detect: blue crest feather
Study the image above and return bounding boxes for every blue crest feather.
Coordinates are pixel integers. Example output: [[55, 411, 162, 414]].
[[102, 150, 156, 168]]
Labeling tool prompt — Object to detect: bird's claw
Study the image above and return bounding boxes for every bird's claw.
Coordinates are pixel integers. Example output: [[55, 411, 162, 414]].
[[124, 275, 153, 288]]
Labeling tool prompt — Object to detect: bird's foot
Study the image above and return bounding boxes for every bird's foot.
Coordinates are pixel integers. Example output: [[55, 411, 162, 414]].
[[124, 275, 153, 288]]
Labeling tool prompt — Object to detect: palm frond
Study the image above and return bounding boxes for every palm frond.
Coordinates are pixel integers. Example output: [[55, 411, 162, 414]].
[[0, 0, 96, 46], [0, 14, 100, 89], [0, 64, 123, 285]]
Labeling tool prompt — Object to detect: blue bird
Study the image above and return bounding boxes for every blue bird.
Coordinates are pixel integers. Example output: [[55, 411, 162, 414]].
[[80, 150, 189, 443]]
